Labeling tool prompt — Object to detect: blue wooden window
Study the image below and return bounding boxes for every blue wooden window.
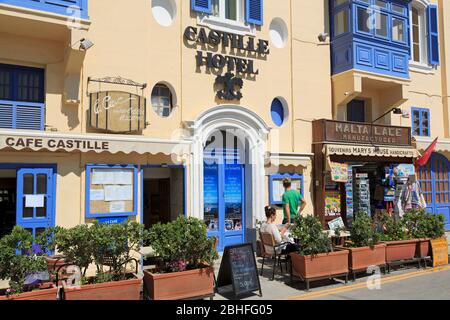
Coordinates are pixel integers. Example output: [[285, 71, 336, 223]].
[[270, 98, 285, 127], [86, 165, 138, 218], [246, 0, 263, 25], [427, 4, 440, 66], [269, 173, 304, 205], [347, 99, 365, 123], [192, 0, 212, 14], [0, 64, 45, 131], [411, 107, 430, 137]]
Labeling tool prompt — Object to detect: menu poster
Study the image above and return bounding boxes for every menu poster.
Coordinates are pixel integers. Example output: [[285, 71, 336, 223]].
[[92, 169, 133, 185], [104, 185, 133, 202], [110, 201, 126, 213], [329, 161, 349, 183]]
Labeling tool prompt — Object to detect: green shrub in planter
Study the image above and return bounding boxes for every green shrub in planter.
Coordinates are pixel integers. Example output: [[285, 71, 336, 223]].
[[148, 216, 218, 273], [349, 212, 380, 248], [52, 224, 94, 278], [91, 221, 149, 281], [290, 215, 332, 256], [378, 213, 410, 241], [403, 209, 446, 240], [0, 227, 48, 294]]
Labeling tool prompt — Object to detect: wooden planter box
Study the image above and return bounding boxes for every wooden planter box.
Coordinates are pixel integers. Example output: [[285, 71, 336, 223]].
[[63, 277, 141, 300], [290, 249, 349, 285], [384, 240, 419, 263], [0, 287, 58, 300], [337, 244, 386, 272], [416, 238, 431, 258], [143, 267, 215, 300]]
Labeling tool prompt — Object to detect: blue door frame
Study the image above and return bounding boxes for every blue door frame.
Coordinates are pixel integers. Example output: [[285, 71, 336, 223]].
[[204, 157, 245, 252], [420, 153, 450, 230], [0, 164, 56, 237]]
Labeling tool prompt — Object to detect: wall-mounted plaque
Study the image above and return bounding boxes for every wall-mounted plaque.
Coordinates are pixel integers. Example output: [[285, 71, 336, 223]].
[[90, 91, 146, 133]]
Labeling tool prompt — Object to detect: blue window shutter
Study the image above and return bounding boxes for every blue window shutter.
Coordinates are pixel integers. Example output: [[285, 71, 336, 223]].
[[15, 104, 44, 130], [0, 104, 13, 129], [246, 0, 263, 26], [192, 0, 212, 14], [427, 5, 440, 65]]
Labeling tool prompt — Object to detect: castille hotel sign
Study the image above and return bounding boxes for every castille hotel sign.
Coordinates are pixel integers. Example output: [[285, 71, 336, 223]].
[[313, 119, 412, 147], [183, 26, 270, 100]]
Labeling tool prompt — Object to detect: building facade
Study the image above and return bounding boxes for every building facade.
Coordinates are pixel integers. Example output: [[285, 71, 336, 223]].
[[0, 0, 448, 252]]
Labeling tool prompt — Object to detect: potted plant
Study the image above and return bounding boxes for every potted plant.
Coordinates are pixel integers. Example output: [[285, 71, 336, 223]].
[[403, 209, 446, 258], [56, 221, 146, 300], [289, 215, 349, 291], [0, 227, 58, 300], [336, 212, 386, 277], [377, 213, 417, 263], [143, 216, 218, 300]]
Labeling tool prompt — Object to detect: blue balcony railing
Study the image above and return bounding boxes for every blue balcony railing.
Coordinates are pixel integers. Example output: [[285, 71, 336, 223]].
[[0, 0, 88, 19], [0, 100, 45, 131]]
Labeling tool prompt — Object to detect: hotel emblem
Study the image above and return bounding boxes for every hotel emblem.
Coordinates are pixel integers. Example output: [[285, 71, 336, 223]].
[[215, 72, 244, 101]]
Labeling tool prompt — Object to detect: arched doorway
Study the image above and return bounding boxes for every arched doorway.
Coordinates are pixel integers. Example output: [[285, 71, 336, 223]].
[[418, 152, 450, 230], [189, 105, 270, 252]]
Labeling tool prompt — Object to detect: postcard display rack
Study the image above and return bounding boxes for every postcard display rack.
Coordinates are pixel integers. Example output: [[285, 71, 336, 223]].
[[353, 173, 371, 216]]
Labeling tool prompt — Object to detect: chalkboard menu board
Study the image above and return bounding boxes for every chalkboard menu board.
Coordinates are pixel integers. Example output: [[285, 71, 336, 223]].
[[217, 244, 262, 298]]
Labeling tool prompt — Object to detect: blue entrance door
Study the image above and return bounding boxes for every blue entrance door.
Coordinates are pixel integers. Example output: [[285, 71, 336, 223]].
[[418, 153, 450, 230], [204, 157, 245, 252], [16, 168, 55, 237]]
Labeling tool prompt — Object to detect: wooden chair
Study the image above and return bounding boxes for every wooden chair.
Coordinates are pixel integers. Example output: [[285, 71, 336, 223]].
[[259, 231, 289, 281]]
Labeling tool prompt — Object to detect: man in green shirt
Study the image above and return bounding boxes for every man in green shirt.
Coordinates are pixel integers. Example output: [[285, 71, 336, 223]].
[[282, 177, 307, 224]]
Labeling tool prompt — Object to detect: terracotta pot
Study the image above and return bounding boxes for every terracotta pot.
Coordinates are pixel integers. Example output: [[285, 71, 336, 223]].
[[384, 239, 419, 263], [337, 244, 386, 271], [0, 287, 58, 300], [63, 277, 141, 300], [416, 238, 431, 258], [143, 267, 215, 300], [289, 249, 349, 280]]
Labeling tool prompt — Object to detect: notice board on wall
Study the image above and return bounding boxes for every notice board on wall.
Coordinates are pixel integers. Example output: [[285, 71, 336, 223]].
[[89, 168, 135, 215]]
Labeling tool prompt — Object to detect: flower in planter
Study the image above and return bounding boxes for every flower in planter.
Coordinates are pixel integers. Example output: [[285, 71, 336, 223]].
[[168, 260, 187, 273]]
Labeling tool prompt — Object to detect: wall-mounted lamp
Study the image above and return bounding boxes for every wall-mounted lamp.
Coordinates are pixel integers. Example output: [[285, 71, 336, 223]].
[[372, 107, 403, 124], [318, 32, 329, 42], [79, 38, 94, 51]]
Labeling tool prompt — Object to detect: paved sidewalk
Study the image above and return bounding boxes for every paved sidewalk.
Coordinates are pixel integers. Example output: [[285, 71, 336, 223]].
[[214, 255, 450, 300]]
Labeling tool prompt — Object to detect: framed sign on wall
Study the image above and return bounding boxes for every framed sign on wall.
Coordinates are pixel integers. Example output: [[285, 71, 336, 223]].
[[269, 173, 304, 205], [86, 164, 138, 218]]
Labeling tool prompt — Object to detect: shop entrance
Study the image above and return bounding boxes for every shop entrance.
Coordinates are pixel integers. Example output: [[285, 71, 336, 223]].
[[0, 170, 17, 239], [0, 166, 55, 239], [203, 130, 246, 252], [142, 166, 185, 229]]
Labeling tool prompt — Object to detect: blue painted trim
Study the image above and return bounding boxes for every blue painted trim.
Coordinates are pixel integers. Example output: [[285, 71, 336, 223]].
[[269, 173, 304, 206], [85, 164, 138, 218], [0, 164, 58, 237], [0, 0, 89, 19], [411, 107, 430, 137]]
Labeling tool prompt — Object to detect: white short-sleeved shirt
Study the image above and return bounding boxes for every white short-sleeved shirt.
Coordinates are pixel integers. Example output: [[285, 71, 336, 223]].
[[260, 223, 286, 254]]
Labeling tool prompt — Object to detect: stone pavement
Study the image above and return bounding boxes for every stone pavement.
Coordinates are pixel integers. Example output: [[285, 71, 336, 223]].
[[214, 253, 450, 300]]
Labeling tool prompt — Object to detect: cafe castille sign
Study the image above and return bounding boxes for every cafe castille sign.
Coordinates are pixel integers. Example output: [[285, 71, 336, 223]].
[[183, 26, 270, 100]]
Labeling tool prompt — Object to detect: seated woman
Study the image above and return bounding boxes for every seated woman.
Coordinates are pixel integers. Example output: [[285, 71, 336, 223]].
[[260, 206, 298, 254]]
